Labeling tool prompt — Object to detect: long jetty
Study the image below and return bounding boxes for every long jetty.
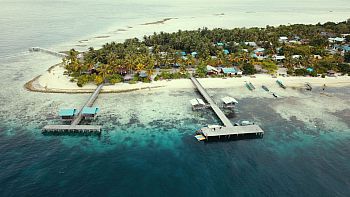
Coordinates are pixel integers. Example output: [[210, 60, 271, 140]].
[[71, 84, 104, 125], [29, 47, 68, 58], [190, 77, 233, 127], [42, 84, 103, 134], [190, 77, 264, 140]]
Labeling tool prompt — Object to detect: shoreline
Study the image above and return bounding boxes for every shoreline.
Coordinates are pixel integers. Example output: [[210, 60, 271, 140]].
[[24, 63, 350, 94]]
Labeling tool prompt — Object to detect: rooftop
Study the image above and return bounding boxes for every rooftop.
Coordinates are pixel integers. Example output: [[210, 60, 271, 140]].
[[190, 98, 206, 106], [82, 107, 100, 115], [221, 96, 238, 104], [221, 67, 237, 74], [59, 108, 77, 117]]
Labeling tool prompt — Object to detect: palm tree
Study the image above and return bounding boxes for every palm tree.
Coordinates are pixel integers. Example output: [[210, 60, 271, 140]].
[[97, 63, 111, 82], [146, 64, 155, 80], [135, 63, 145, 73]]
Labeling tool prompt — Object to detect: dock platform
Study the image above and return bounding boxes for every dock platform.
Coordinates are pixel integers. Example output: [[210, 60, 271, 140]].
[[190, 77, 265, 141], [199, 125, 264, 140]]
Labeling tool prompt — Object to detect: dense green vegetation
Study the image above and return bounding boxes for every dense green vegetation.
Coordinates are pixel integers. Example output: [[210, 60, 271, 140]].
[[63, 20, 350, 86]]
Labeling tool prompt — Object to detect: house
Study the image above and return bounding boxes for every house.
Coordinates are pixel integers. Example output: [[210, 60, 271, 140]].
[[251, 53, 267, 60], [180, 51, 186, 56], [190, 98, 206, 110], [292, 55, 302, 59], [328, 37, 346, 43], [306, 67, 314, 72], [244, 42, 257, 47], [273, 55, 285, 61], [221, 96, 238, 108], [191, 51, 198, 57], [279, 36, 288, 43], [207, 65, 219, 75], [139, 71, 148, 78], [216, 42, 224, 46], [123, 74, 133, 82], [58, 108, 77, 120], [81, 107, 100, 119], [342, 45, 350, 52], [254, 48, 265, 55], [252, 48, 265, 59], [221, 67, 237, 76], [223, 49, 230, 55], [293, 36, 301, 41], [288, 40, 301, 44], [327, 70, 336, 77], [313, 55, 322, 60]]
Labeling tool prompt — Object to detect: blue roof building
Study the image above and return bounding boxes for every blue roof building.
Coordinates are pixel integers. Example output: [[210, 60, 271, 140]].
[[254, 48, 265, 53], [139, 71, 147, 78], [221, 67, 237, 74], [306, 67, 314, 72], [59, 108, 77, 117], [223, 49, 229, 55], [191, 52, 198, 57], [82, 107, 100, 118], [59, 108, 77, 120], [217, 42, 224, 46], [343, 46, 350, 52], [181, 51, 186, 56]]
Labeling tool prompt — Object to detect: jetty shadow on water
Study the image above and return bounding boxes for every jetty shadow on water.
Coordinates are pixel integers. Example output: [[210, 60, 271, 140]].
[[203, 133, 264, 143], [42, 131, 102, 137]]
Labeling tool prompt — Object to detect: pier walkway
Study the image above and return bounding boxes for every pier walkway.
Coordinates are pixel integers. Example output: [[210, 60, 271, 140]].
[[29, 47, 68, 58], [190, 77, 264, 140], [42, 84, 103, 133], [190, 77, 233, 127], [71, 84, 103, 125]]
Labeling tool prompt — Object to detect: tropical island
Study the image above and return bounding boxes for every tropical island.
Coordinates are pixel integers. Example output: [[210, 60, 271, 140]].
[[27, 20, 350, 92]]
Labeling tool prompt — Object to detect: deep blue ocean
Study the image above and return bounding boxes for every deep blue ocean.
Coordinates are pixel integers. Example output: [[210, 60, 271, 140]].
[[0, 0, 350, 196]]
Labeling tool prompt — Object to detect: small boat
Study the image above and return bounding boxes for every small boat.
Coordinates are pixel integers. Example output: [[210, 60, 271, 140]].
[[245, 82, 255, 91], [249, 82, 256, 90], [195, 134, 206, 141], [272, 92, 279, 98], [262, 85, 269, 92], [305, 82, 312, 91], [245, 82, 253, 91], [276, 80, 286, 89]]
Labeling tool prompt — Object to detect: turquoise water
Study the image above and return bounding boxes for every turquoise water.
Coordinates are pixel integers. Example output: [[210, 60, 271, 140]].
[[1, 0, 350, 196]]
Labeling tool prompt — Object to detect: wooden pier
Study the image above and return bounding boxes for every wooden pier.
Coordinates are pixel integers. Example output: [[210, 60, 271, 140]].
[[190, 77, 233, 127], [29, 47, 68, 58], [190, 77, 264, 140], [71, 84, 103, 125], [42, 84, 103, 134]]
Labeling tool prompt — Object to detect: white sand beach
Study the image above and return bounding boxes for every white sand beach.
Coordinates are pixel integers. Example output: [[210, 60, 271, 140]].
[[25, 63, 350, 95]]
